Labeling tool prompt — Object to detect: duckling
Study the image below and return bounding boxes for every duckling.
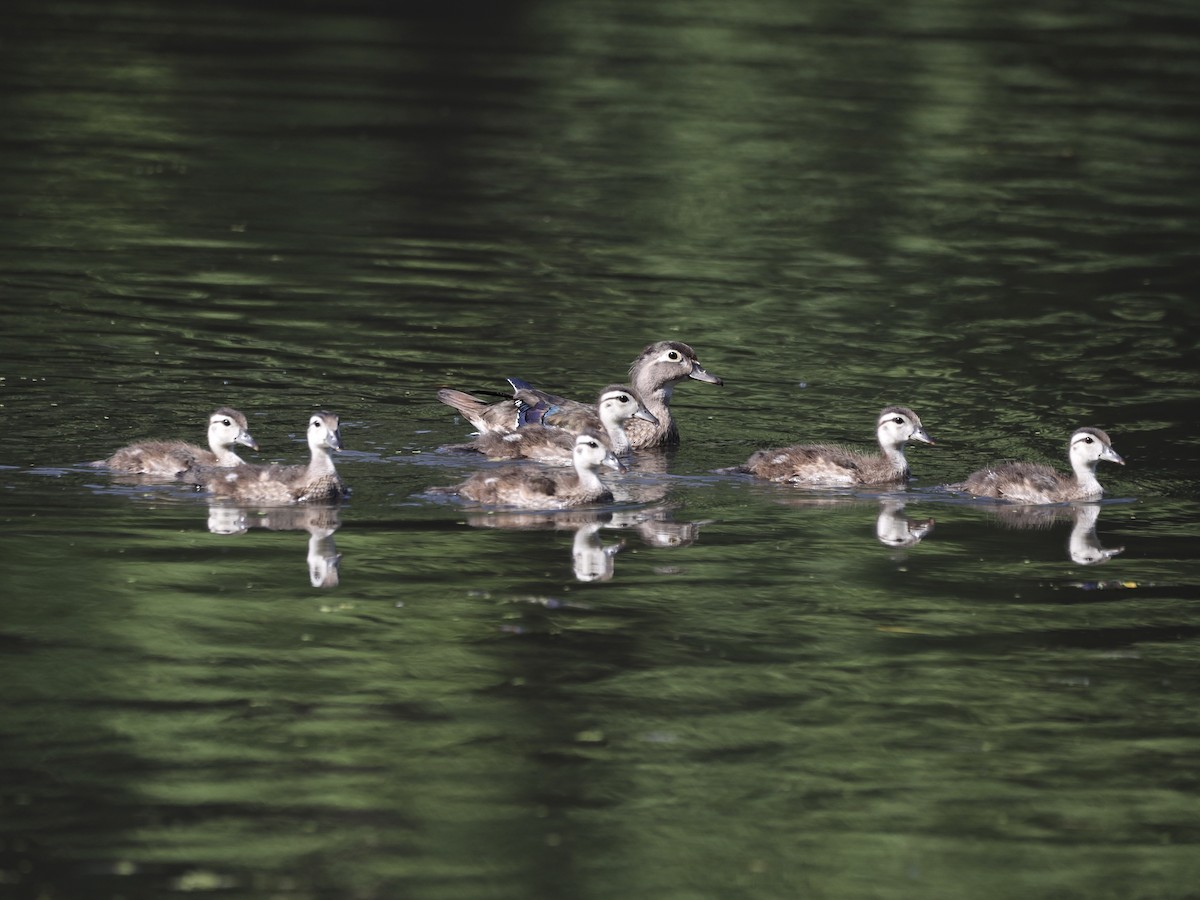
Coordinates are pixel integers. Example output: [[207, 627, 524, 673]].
[[96, 407, 258, 477], [512, 384, 659, 454], [719, 406, 934, 485], [202, 412, 346, 505], [434, 432, 623, 509], [946, 426, 1124, 504], [451, 385, 659, 463], [436, 340, 722, 448]]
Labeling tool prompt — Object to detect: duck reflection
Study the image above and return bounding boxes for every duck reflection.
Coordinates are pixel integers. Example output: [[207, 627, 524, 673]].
[[465, 508, 625, 582], [207, 503, 343, 587], [875, 498, 936, 549], [987, 502, 1123, 565], [463, 504, 707, 581], [765, 493, 936, 550], [605, 504, 710, 549]]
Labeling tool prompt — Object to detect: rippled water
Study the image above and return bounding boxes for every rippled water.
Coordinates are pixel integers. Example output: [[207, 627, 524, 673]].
[[3, 0, 1200, 897]]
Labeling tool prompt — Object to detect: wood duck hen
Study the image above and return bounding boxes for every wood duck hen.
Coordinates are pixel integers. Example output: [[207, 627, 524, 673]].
[[720, 406, 934, 486], [96, 407, 258, 477], [436, 340, 722, 449], [946, 426, 1124, 503]]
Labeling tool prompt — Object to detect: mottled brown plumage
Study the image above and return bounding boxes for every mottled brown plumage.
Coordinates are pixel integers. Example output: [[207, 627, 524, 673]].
[[720, 407, 934, 486], [202, 412, 346, 505], [96, 407, 258, 478], [436, 340, 722, 449], [448, 385, 658, 463], [436, 433, 622, 509], [946, 426, 1124, 504], [514, 384, 658, 453]]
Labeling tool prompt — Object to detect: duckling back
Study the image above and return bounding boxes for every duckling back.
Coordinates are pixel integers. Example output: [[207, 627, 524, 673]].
[[97, 407, 258, 477]]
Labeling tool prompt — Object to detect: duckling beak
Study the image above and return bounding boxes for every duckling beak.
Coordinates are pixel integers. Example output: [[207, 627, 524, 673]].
[[912, 428, 935, 445], [1102, 446, 1125, 465], [605, 454, 626, 474], [688, 365, 723, 386], [238, 431, 259, 451], [328, 431, 343, 452], [635, 407, 660, 425]]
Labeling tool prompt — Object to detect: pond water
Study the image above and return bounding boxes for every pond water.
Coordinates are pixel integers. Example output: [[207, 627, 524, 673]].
[[2, 0, 1199, 897]]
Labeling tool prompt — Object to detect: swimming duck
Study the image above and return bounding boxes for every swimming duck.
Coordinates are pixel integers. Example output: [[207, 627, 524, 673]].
[[719, 406, 934, 485], [512, 384, 659, 453], [435, 432, 623, 509], [946, 426, 1124, 504], [450, 385, 658, 463], [96, 407, 258, 477], [436, 340, 723, 449], [202, 411, 346, 504]]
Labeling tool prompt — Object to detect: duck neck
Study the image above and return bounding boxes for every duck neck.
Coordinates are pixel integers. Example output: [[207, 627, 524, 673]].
[[878, 439, 909, 475], [572, 461, 604, 495], [1070, 455, 1103, 496], [212, 445, 244, 466], [634, 373, 676, 438], [599, 410, 632, 453], [308, 445, 337, 478]]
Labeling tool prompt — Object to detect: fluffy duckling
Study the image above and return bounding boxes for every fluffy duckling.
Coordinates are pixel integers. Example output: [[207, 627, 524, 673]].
[[452, 385, 658, 463], [435, 432, 623, 509], [203, 412, 346, 505], [436, 340, 722, 449], [96, 407, 258, 477], [946, 426, 1124, 503], [513, 384, 659, 453], [720, 406, 934, 485]]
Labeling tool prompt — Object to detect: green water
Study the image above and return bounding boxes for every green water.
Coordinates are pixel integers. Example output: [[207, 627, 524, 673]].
[[2, 0, 1199, 898]]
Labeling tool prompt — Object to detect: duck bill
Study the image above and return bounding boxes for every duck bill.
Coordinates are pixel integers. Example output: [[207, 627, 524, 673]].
[[688, 365, 723, 386], [635, 407, 660, 425], [912, 428, 935, 445], [1103, 447, 1125, 465], [604, 455, 626, 474], [328, 431, 343, 452], [238, 431, 260, 451]]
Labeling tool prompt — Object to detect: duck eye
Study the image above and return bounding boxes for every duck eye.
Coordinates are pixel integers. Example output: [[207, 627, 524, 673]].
[[893, 417, 905, 425], [617, 395, 629, 403], [221, 419, 232, 426], [668, 351, 680, 361], [1084, 436, 1094, 444]]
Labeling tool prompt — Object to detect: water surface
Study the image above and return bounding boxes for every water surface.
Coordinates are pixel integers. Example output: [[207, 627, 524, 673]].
[[2, 0, 1199, 898]]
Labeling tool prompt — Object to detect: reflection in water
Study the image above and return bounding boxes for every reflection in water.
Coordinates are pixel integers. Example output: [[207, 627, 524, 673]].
[[207, 503, 343, 587], [464, 504, 707, 581], [571, 520, 623, 582], [606, 505, 710, 549], [875, 498, 935, 549], [987, 502, 1124, 566], [766, 493, 936, 550]]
